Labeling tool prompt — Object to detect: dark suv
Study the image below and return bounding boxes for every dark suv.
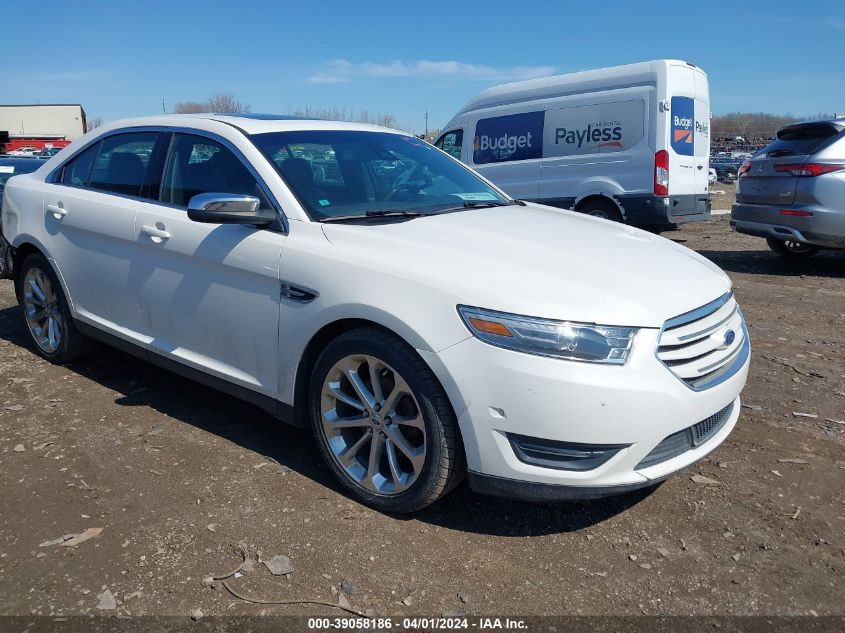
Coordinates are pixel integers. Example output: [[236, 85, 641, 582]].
[[731, 118, 845, 257]]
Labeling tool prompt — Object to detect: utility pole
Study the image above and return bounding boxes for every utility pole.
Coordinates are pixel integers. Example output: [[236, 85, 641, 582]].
[[425, 109, 429, 139], [161, 98, 166, 114]]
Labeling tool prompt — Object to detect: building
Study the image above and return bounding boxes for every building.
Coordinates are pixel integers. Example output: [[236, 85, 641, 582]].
[[0, 104, 87, 153]]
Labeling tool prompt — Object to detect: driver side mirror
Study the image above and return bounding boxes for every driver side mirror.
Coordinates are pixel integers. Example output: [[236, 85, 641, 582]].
[[187, 193, 275, 225]]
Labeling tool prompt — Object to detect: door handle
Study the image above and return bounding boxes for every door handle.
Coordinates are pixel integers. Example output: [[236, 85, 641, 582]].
[[47, 203, 67, 219], [140, 225, 171, 240], [697, 165, 704, 170]]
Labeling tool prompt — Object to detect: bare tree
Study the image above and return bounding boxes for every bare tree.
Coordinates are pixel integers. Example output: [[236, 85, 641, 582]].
[[284, 105, 407, 131], [173, 93, 251, 114], [86, 117, 103, 131], [205, 93, 251, 114]]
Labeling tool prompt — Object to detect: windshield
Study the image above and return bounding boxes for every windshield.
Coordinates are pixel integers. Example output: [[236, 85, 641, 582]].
[[250, 130, 510, 221]]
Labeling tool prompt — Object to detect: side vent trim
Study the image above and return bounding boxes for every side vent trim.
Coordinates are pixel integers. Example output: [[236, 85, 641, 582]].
[[280, 280, 319, 303]]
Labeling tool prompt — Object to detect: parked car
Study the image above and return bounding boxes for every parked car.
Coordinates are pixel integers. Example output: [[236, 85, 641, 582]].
[[7, 146, 37, 157], [34, 147, 63, 159], [731, 118, 845, 257], [0, 157, 42, 208], [708, 168, 718, 184], [1, 114, 749, 512], [0, 157, 43, 275], [435, 60, 712, 229]]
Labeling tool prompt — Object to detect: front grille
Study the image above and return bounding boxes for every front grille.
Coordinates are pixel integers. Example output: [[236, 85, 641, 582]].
[[636, 402, 734, 470], [656, 293, 749, 391]]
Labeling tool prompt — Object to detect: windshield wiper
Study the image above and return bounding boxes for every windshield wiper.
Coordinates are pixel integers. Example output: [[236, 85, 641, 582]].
[[435, 200, 516, 213], [319, 209, 433, 223]]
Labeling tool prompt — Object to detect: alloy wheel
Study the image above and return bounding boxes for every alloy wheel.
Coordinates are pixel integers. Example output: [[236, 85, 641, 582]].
[[320, 354, 426, 495], [22, 267, 63, 353]]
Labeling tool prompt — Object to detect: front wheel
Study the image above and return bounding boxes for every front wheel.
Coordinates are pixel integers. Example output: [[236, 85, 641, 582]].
[[309, 327, 464, 512], [766, 238, 819, 258]]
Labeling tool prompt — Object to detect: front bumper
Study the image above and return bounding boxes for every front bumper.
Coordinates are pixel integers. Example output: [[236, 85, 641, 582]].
[[731, 202, 845, 249], [421, 328, 748, 499]]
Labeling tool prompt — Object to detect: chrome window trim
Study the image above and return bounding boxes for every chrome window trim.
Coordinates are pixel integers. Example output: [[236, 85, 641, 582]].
[[47, 125, 289, 234], [655, 293, 750, 392]]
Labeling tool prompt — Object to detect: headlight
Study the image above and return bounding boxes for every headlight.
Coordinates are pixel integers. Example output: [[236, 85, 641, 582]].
[[457, 306, 638, 364]]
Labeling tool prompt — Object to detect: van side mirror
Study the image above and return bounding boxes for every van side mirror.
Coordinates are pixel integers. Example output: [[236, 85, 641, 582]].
[[187, 193, 275, 225]]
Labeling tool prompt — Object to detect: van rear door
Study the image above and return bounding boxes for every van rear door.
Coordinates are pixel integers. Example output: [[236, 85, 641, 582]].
[[666, 65, 709, 209]]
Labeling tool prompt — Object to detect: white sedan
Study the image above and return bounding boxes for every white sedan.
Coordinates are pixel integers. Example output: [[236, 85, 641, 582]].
[[0, 114, 749, 512]]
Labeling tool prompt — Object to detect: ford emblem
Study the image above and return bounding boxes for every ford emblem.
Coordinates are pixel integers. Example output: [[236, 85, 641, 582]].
[[724, 329, 736, 346]]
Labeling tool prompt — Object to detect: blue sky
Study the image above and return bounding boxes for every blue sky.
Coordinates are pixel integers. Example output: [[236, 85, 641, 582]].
[[3, 1, 844, 133]]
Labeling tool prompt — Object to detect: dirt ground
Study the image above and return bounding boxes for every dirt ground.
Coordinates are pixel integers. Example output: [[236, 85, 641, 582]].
[[0, 215, 843, 619]]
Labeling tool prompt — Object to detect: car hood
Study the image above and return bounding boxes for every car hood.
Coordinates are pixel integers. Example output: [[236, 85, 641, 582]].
[[321, 204, 731, 328]]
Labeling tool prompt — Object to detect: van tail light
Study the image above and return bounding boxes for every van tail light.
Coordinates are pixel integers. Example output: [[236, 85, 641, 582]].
[[654, 150, 669, 196], [780, 210, 813, 217], [738, 161, 752, 177], [774, 163, 845, 177]]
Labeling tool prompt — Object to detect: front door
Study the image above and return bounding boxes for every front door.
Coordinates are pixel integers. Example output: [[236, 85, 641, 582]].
[[130, 132, 285, 396]]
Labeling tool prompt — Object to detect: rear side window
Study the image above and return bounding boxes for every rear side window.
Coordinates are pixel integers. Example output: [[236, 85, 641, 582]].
[[60, 143, 100, 187], [761, 122, 844, 157], [88, 133, 159, 196], [159, 133, 271, 209]]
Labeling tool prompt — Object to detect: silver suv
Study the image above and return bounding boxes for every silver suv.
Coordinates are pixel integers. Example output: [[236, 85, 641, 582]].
[[731, 118, 845, 257]]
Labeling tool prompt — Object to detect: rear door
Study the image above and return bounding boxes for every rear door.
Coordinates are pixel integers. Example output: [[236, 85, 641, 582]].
[[42, 131, 161, 331], [736, 122, 843, 205]]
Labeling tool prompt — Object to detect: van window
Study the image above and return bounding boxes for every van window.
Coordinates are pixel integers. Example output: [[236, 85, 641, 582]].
[[438, 130, 463, 160]]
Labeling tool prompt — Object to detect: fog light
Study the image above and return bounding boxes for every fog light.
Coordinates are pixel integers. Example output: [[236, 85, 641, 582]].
[[507, 433, 629, 471]]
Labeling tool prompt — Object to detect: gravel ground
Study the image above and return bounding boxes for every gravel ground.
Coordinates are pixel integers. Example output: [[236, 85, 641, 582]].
[[0, 215, 843, 618]]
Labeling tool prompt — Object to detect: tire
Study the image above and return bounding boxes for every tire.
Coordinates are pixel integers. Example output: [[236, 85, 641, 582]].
[[766, 238, 819, 258], [16, 254, 95, 363], [309, 327, 464, 512], [578, 198, 623, 222]]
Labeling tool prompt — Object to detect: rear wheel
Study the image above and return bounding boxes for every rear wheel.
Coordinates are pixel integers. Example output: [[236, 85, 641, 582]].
[[578, 198, 623, 222], [309, 327, 464, 512], [766, 238, 819, 258], [17, 254, 94, 363]]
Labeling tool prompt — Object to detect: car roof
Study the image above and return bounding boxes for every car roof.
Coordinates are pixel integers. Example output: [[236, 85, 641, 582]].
[[0, 156, 44, 167], [92, 113, 408, 137]]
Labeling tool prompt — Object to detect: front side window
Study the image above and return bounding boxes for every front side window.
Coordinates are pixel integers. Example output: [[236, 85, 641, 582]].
[[438, 130, 464, 160], [159, 133, 271, 209], [251, 130, 509, 221], [89, 132, 159, 196]]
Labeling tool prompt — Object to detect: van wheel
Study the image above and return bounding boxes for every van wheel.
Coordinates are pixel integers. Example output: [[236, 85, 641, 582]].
[[17, 254, 95, 363], [579, 199, 623, 222], [766, 238, 818, 258], [309, 327, 464, 513]]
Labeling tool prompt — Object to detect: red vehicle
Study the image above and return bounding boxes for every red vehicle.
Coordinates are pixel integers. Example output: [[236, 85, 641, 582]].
[[2, 136, 71, 154]]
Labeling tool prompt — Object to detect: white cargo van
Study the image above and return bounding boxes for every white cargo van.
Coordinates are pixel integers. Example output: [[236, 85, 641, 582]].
[[436, 59, 711, 228]]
